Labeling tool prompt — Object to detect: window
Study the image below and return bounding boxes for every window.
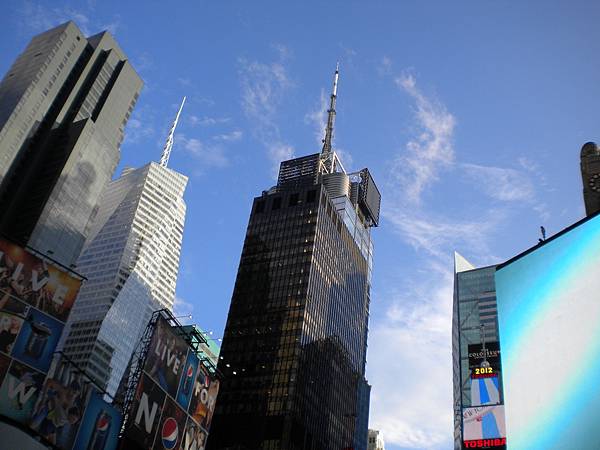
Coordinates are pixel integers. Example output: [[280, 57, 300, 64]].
[[289, 193, 299, 207]]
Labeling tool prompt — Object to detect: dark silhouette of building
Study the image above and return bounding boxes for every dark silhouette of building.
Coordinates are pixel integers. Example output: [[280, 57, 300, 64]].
[[0, 21, 142, 266], [208, 66, 380, 450], [580, 141, 600, 216]]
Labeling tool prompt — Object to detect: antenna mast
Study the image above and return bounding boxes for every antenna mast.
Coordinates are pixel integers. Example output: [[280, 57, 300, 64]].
[[320, 63, 343, 174], [160, 96, 186, 168]]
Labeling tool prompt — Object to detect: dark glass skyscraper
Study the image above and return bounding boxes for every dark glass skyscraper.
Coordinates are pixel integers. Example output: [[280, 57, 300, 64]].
[[208, 67, 380, 450], [0, 21, 142, 266]]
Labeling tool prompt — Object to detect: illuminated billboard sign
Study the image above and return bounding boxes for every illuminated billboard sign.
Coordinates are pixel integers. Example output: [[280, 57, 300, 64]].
[[124, 315, 219, 449], [463, 406, 506, 449], [468, 342, 502, 406], [0, 238, 82, 426], [496, 213, 600, 449]]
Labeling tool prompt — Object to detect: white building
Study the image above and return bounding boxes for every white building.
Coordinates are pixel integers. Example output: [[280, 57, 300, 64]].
[[368, 429, 385, 450], [61, 100, 188, 397]]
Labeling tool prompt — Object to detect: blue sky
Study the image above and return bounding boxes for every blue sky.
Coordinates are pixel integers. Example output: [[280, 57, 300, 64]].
[[2, 1, 600, 448]]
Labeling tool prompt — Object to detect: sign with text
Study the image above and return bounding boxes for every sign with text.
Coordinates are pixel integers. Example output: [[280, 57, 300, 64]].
[[124, 316, 219, 449], [463, 406, 506, 449]]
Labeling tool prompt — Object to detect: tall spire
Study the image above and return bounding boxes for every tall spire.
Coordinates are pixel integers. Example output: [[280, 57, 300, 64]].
[[321, 62, 339, 155], [160, 96, 186, 168]]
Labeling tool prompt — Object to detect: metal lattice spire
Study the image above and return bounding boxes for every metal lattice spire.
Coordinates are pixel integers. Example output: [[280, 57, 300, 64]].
[[159, 96, 186, 167], [321, 62, 339, 156]]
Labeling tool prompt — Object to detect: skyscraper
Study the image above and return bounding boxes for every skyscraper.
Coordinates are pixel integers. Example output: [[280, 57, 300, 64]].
[[0, 21, 142, 266], [60, 99, 188, 397], [580, 141, 600, 216], [452, 252, 505, 450], [208, 66, 380, 450]]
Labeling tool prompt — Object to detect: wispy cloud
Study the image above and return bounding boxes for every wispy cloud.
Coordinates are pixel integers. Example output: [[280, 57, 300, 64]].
[[392, 73, 456, 205], [369, 268, 454, 450], [15, 2, 119, 37], [188, 115, 231, 127], [377, 56, 393, 76], [238, 46, 295, 176], [212, 130, 243, 142], [461, 163, 536, 202], [173, 296, 194, 324], [177, 134, 229, 169]]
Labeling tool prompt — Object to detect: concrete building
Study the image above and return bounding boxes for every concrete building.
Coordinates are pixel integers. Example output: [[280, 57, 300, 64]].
[[368, 429, 385, 450], [0, 21, 142, 266], [60, 101, 188, 397]]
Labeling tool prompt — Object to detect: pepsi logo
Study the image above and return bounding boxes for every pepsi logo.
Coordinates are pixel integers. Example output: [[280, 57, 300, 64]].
[[97, 415, 110, 432], [187, 365, 193, 378], [161, 417, 179, 449]]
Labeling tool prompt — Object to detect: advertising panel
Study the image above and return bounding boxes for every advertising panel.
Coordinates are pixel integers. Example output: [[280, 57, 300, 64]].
[[188, 363, 219, 432], [0, 239, 82, 424], [73, 391, 122, 450], [463, 406, 506, 449], [29, 366, 91, 448], [0, 359, 45, 422], [144, 316, 189, 398], [124, 315, 220, 449], [496, 213, 600, 449], [0, 239, 81, 322], [467, 342, 502, 406]]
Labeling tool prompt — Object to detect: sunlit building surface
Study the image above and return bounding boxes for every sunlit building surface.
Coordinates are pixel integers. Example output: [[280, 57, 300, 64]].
[[0, 21, 142, 266], [61, 157, 187, 397], [208, 67, 380, 450]]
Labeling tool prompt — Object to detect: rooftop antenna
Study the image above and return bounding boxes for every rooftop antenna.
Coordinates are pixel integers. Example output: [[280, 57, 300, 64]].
[[320, 63, 341, 174], [159, 96, 186, 168]]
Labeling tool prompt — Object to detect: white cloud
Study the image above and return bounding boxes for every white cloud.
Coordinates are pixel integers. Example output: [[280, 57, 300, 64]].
[[188, 116, 231, 127], [213, 130, 243, 142], [178, 134, 229, 169], [461, 163, 535, 202], [173, 296, 194, 324], [393, 73, 456, 204], [238, 47, 295, 175], [16, 2, 120, 37], [368, 268, 454, 450]]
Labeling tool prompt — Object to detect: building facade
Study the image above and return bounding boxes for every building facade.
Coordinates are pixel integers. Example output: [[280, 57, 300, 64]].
[[208, 67, 380, 450], [60, 160, 187, 397], [0, 21, 142, 266], [452, 252, 505, 449], [580, 141, 600, 216], [368, 429, 385, 450]]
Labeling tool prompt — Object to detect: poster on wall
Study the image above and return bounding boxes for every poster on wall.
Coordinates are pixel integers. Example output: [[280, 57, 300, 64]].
[[463, 406, 506, 449]]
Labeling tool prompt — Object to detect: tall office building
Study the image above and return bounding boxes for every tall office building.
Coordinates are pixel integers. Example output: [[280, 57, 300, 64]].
[[452, 252, 505, 450], [208, 66, 381, 450], [60, 100, 188, 397], [368, 429, 386, 450], [580, 141, 600, 216], [0, 21, 142, 266]]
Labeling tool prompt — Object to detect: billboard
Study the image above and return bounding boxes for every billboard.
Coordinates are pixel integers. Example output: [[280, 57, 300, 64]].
[[0, 238, 82, 405], [496, 213, 600, 449], [463, 406, 506, 449], [468, 342, 502, 406], [124, 315, 220, 449]]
